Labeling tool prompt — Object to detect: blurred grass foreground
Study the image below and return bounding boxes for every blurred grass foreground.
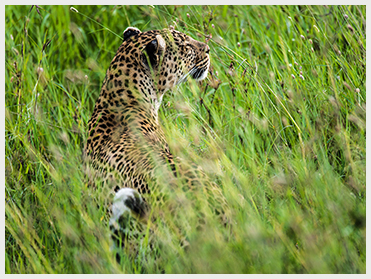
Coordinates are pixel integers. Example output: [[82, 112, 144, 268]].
[[5, 5, 366, 273]]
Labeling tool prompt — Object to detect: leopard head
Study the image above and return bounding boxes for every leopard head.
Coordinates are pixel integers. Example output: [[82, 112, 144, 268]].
[[121, 27, 210, 107]]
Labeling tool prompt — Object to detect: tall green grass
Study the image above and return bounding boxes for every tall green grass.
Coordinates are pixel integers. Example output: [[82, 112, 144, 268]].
[[5, 5, 365, 273]]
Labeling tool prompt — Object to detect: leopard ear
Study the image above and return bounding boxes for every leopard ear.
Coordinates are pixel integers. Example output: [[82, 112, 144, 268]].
[[123, 27, 141, 41], [141, 34, 166, 73]]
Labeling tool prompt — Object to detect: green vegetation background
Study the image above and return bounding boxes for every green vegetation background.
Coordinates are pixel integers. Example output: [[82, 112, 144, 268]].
[[5, 5, 366, 273]]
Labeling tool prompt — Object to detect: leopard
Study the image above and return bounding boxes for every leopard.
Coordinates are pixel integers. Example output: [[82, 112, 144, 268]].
[[85, 27, 229, 257]]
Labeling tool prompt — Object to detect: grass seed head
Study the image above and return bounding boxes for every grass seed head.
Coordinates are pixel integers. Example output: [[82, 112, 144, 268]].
[[347, 24, 354, 34], [343, 82, 352, 91], [264, 43, 271, 54], [70, 7, 79, 13], [12, 47, 19, 56]]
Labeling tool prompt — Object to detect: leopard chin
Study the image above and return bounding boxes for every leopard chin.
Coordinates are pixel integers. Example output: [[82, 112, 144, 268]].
[[176, 63, 210, 85], [191, 65, 209, 81]]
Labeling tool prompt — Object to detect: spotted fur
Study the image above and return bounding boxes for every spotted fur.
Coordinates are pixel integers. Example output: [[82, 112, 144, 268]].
[[85, 27, 227, 253]]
